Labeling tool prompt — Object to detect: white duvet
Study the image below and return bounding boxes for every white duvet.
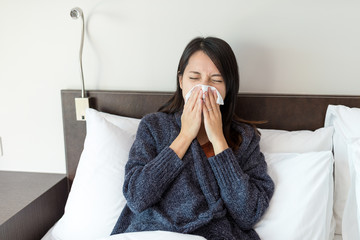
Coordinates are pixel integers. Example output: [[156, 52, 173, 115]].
[[97, 231, 206, 240]]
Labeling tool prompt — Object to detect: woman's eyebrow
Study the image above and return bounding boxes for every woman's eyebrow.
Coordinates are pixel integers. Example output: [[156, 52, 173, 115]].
[[189, 71, 201, 74], [211, 74, 222, 77]]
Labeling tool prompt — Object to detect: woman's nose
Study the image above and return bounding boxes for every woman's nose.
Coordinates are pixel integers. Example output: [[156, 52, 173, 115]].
[[200, 77, 212, 86]]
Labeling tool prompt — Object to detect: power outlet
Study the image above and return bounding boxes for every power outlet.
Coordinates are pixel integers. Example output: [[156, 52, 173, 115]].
[[75, 97, 89, 121], [0, 137, 3, 156]]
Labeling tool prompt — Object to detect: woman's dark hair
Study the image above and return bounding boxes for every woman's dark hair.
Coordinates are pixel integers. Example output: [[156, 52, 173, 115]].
[[158, 37, 254, 151]]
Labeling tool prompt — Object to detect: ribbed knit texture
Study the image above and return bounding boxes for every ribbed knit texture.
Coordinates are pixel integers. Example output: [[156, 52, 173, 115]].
[[111, 111, 274, 239]]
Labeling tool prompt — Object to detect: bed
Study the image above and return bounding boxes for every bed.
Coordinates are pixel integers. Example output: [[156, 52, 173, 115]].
[[42, 89, 360, 240]]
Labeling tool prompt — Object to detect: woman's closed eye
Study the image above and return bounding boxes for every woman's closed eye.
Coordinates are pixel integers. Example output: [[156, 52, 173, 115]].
[[211, 79, 223, 83]]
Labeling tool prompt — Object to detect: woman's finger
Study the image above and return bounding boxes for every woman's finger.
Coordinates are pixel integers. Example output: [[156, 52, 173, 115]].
[[195, 97, 203, 116], [202, 102, 210, 121], [203, 91, 214, 114], [208, 89, 218, 111], [184, 87, 201, 110]]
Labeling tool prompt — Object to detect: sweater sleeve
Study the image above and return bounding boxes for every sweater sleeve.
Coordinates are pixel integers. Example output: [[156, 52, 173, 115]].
[[123, 116, 185, 214], [208, 128, 274, 230]]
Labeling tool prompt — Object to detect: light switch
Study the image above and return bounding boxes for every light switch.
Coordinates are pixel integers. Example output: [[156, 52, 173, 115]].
[[75, 97, 89, 121]]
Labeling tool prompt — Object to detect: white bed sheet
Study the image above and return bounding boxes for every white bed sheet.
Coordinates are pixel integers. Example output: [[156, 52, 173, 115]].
[[42, 227, 206, 240]]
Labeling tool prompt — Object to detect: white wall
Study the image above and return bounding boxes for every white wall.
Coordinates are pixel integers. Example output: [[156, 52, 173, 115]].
[[0, 0, 359, 173]]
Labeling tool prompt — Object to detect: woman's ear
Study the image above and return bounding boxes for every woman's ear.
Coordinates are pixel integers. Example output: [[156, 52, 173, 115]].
[[179, 75, 183, 89]]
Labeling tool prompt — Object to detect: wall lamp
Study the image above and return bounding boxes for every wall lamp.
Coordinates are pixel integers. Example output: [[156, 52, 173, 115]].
[[70, 7, 89, 121]]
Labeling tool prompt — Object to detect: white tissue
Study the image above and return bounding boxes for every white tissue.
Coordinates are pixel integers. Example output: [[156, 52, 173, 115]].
[[184, 84, 224, 105]]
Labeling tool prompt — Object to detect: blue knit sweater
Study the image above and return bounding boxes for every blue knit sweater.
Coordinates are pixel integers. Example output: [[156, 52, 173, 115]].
[[111, 111, 274, 239]]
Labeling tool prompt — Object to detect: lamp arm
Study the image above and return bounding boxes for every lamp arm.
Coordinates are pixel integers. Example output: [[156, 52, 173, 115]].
[[79, 12, 86, 98]]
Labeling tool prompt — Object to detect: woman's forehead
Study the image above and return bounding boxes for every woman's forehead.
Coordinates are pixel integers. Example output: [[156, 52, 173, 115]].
[[185, 51, 220, 74]]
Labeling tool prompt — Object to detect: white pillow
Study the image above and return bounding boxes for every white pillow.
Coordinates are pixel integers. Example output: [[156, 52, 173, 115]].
[[259, 127, 334, 153], [47, 108, 140, 240], [96, 231, 206, 240], [325, 105, 360, 235], [255, 151, 334, 240], [342, 138, 360, 240]]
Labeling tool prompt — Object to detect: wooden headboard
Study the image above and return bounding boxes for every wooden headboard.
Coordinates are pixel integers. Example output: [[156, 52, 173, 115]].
[[61, 90, 360, 186]]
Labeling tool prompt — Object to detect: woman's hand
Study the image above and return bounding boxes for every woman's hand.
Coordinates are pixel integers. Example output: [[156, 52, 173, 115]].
[[170, 87, 203, 159], [202, 90, 229, 155], [180, 86, 203, 140]]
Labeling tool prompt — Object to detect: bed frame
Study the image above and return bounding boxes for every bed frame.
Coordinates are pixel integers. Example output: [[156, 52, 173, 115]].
[[61, 89, 360, 188]]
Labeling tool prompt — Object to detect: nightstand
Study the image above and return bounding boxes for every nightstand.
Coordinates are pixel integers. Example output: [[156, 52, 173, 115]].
[[0, 171, 68, 240]]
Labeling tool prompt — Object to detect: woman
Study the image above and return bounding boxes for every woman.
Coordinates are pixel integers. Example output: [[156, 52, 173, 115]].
[[111, 37, 274, 239]]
